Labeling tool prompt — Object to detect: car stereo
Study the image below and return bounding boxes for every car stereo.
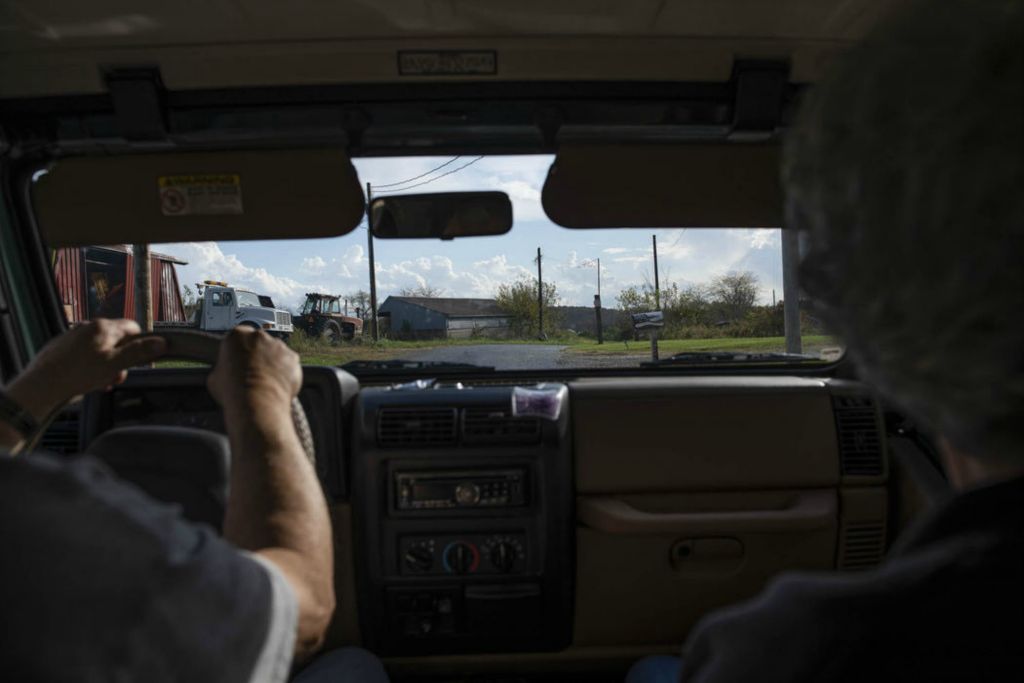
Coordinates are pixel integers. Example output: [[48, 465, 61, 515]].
[[395, 469, 527, 510]]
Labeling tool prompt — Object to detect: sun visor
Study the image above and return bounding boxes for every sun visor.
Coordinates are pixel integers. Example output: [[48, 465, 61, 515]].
[[33, 149, 365, 246], [541, 144, 782, 228]]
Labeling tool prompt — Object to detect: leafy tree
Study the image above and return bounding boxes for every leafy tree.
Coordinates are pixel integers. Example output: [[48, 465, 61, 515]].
[[616, 281, 681, 313], [181, 284, 199, 321], [495, 277, 561, 337], [346, 290, 371, 319], [708, 271, 759, 322], [399, 283, 446, 297]]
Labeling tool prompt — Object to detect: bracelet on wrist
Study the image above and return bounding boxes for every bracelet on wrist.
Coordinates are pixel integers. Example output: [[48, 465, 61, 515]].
[[0, 389, 40, 439]]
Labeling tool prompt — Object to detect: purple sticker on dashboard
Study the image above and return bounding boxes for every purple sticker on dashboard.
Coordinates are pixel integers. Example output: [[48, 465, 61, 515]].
[[511, 384, 567, 421]]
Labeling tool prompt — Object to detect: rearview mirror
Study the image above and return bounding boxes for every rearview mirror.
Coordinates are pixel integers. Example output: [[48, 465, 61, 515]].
[[370, 192, 512, 240]]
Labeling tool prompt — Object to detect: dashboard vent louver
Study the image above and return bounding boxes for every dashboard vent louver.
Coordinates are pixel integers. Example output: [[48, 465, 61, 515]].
[[838, 522, 886, 570], [38, 408, 81, 455], [833, 395, 884, 477], [462, 407, 541, 445], [378, 407, 457, 447]]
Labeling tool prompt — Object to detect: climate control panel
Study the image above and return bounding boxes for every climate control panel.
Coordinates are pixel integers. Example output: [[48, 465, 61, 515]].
[[399, 533, 527, 576]]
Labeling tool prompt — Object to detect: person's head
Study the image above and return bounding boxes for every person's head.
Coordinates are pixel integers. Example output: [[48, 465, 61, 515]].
[[783, 0, 1024, 481]]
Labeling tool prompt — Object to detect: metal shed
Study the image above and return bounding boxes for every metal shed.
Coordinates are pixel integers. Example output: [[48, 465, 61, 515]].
[[52, 246, 188, 324], [379, 296, 511, 339]]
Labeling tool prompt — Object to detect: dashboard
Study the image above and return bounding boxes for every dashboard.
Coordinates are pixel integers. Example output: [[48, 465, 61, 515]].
[[80, 368, 890, 665], [351, 384, 574, 655]]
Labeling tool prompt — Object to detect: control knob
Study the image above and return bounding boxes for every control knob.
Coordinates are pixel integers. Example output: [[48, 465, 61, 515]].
[[489, 541, 519, 573], [403, 544, 434, 573], [454, 482, 481, 506], [443, 542, 480, 574]]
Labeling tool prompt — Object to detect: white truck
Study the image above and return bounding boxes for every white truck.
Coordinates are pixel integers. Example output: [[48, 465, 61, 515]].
[[157, 281, 294, 338]]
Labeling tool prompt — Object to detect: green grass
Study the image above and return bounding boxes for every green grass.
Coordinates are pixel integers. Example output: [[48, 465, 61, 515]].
[[564, 334, 837, 356], [154, 333, 840, 368]]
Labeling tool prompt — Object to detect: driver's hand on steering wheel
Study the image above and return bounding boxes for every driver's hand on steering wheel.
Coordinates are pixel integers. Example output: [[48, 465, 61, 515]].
[[207, 326, 302, 421], [1, 319, 167, 450]]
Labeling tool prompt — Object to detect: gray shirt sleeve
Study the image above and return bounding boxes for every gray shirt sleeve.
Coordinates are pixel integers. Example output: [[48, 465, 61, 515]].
[[0, 454, 284, 682], [242, 553, 299, 683]]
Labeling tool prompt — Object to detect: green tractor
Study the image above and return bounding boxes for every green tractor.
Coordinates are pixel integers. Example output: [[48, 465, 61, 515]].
[[291, 293, 364, 343]]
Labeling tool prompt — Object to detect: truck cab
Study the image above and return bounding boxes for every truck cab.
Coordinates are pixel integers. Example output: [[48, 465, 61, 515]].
[[293, 293, 364, 342], [195, 282, 294, 338]]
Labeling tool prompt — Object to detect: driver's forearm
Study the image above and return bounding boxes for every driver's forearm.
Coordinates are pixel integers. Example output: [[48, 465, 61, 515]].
[[0, 374, 68, 452], [221, 399, 335, 658]]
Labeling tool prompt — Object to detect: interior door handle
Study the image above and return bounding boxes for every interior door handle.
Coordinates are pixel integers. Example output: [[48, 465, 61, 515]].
[[577, 490, 836, 535]]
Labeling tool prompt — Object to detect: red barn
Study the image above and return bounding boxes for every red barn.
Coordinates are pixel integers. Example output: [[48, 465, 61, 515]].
[[52, 246, 188, 324]]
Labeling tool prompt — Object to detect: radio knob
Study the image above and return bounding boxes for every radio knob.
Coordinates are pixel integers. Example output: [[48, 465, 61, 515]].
[[454, 482, 481, 506], [443, 542, 479, 574], [404, 545, 434, 573], [490, 541, 519, 573]]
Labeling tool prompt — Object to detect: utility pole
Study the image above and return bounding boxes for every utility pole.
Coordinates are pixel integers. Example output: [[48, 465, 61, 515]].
[[782, 228, 802, 354], [651, 234, 660, 361], [652, 235, 660, 308], [536, 247, 545, 340], [366, 182, 379, 341], [132, 244, 153, 332], [594, 257, 603, 344]]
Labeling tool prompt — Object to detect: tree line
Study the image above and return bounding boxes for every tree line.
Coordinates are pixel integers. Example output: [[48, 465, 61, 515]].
[[493, 271, 820, 340]]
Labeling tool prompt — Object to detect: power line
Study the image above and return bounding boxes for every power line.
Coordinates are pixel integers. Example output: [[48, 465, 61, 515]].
[[374, 156, 485, 194], [371, 156, 461, 189]]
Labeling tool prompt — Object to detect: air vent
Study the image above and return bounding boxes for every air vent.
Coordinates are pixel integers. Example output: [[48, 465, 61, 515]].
[[378, 407, 457, 447], [833, 395, 884, 477], [838, 522, 886, 570], [462, 407, 541, 445], [38, 409, 81, 455]]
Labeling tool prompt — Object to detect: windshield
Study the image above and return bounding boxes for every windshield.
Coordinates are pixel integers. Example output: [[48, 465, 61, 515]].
[[300, 297, 319, 315], [49, 155, 838, 370], [235, 291, 262, 308]]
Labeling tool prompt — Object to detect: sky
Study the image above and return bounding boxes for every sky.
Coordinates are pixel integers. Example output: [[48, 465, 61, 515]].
[[158, 155, 784, 312]]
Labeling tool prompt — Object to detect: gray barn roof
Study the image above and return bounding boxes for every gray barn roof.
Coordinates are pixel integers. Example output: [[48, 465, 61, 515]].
[[384, 296, 506, 318]]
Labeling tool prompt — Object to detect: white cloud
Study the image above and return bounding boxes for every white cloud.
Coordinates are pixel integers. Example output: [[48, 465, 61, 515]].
[[161, 242, 315, 309], [371, 253, 534, 301], [747, 229, 777, 249], [483, 176, 546, 222], [300, 255, 327, 273], [612, 254, 651, 265]]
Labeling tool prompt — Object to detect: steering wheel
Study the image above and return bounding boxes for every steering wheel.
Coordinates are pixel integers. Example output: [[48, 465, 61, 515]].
[[20, 329, 316, 464], [146, 330, 317, 464]]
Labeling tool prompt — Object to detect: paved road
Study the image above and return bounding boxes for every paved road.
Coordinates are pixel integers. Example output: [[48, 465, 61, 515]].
[[400, 344, 568, 370], [399, 343, 652, 370]]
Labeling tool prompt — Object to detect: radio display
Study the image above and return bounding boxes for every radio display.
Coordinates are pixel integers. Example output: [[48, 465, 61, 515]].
[[412, 482, 455, 503], [396, 469, 526, 510]]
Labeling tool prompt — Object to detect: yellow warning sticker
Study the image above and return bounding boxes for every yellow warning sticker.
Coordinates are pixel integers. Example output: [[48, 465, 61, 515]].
[[158, 174, 243, 216]]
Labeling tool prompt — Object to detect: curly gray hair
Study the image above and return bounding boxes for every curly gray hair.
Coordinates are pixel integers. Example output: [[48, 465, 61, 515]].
[[783, 0, 1024, 462]]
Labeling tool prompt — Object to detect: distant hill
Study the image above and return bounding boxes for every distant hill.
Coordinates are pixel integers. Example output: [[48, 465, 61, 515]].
[[554, 305, 624, 335]]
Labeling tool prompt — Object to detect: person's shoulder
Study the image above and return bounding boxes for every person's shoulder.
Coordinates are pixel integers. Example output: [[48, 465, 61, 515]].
[[0, 452, 111, 505], [683, 552, 1023, 682]]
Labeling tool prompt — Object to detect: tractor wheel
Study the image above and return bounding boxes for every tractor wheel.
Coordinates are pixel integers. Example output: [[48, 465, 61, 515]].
[[341, 322, 356, 341], [322, 321, 342, 345]]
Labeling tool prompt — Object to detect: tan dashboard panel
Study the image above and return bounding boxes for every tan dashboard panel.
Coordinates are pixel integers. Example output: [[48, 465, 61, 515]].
[[573, 506, 838, 645], [571, 377, 840, 493], [324, 503, 363, 648]]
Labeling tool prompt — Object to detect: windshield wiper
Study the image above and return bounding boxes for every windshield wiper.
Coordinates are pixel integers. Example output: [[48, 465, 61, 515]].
[[340, 359, 496, 373], [643, 351, 824, 367]]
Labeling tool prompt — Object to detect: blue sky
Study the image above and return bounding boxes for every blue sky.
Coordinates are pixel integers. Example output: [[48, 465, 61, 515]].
[[160, 155, 783, 311]]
